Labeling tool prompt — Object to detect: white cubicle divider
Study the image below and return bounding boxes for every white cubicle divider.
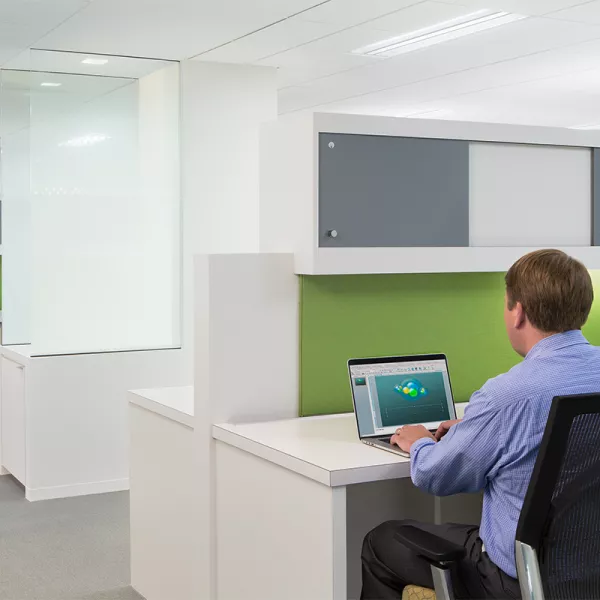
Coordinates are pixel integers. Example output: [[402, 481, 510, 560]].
[[194, 252, 299, 599]]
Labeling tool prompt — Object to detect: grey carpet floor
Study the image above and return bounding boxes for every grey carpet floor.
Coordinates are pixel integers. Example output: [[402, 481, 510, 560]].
[[0, 477, 142, 600]]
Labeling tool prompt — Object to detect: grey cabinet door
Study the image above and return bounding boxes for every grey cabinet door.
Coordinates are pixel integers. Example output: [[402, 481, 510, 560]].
[[318, 133, 469, 247]]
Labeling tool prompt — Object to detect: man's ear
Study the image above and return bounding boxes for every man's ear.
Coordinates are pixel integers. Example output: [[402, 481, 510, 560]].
[[514, 302, 526, 330]]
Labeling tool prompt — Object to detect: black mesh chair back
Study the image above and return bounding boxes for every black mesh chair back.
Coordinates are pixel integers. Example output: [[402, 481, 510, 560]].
[[516, 393, 600, 600]]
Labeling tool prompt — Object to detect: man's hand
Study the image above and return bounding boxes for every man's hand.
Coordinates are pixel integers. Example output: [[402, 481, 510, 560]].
[[435, 419, 462, 441], [390, 425, 436, 453]]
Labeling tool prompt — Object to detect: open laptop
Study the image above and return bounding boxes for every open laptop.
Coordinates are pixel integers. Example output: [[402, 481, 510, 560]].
[[348, 354, 457, 458]]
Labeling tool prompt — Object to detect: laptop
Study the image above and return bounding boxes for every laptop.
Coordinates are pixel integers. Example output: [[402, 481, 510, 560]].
[[348, 354, 457, 458]]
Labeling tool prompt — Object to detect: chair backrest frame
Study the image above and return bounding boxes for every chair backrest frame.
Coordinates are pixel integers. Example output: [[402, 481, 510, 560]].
[[515, 393, 600, 600]]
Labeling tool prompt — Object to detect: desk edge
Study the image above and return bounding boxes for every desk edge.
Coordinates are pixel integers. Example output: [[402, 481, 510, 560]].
[[129, 391, 194, 428]]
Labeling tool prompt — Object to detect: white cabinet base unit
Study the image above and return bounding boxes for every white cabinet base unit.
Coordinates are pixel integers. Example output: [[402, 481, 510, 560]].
[[213, 414, 482, 600], [1, 355, 26, 483], [129, 387, 196, 600], [0, 345, 186, 501]]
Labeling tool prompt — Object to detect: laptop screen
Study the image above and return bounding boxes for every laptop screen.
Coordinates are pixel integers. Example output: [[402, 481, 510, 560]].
[[349, 356, 455, 438]]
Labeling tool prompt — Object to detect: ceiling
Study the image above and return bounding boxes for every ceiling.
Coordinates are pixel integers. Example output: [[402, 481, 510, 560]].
[[3, 0, 600, 127]]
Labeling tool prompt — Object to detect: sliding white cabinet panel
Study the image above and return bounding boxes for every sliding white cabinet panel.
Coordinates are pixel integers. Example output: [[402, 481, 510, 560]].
[[469, 143, 591, 247]]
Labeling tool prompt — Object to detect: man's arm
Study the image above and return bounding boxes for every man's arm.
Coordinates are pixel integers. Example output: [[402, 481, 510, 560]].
[[408, 392, 505, 496]]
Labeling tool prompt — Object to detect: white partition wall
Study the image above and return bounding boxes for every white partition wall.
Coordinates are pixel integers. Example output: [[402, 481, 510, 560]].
[[193, 253, 299, 599]]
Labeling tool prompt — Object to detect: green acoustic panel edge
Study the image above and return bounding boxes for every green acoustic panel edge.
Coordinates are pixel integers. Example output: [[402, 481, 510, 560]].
[[300, 271, 600, 417]]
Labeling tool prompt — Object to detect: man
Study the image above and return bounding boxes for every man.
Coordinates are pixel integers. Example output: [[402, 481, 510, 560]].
[[361, 249, 600, 600]]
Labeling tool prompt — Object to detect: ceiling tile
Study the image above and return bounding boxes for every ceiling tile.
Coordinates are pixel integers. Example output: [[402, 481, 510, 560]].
[[196, 18, 340, 63], [266, 23, 414, 59], [297, 0, 424, 27], [260, 46, 381, 87], [322, 40, 600, 117], [0, 0, 90, 66], [277, 16, 600, 111], [549, 1, 600, 24], [367, 1, 490, 33], [35, 0, 271, 59], [423, 83, 600, 127], [33, 0, 330, 60], [0, 0, 89, 24]]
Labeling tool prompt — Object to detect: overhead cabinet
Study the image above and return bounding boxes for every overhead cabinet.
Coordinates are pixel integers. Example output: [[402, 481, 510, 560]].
[[260, 113, 600, 274]]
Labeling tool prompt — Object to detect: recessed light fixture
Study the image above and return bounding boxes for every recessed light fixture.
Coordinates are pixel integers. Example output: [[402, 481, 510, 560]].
[[353, 10, 527, 58], [82, 58, 109, 65], [40, 82, 62, 87]]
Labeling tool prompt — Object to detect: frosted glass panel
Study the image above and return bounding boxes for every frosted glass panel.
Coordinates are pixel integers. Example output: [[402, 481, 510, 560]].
[[470, 142, 592, 247], [1, 51, 181, 355]]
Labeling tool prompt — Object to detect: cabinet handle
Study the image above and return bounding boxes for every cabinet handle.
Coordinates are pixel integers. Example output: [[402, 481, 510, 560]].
[[327, 229, 338, 239], [16, 365, 24, 371]]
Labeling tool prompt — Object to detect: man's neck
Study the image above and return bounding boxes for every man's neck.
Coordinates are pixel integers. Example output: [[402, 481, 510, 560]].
[[522, 329, 558, 356]]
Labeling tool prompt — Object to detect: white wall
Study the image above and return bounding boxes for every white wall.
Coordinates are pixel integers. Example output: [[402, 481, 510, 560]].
[[180, 61, 278, 378]]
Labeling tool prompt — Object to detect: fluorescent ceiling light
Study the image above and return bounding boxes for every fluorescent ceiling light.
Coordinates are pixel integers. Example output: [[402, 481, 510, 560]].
[[570, 123, 600, 130], [59, 134, 111, 148], [40, 82, 61, 87], [82, 58, 109, 65], [353, 10, 527, 58]]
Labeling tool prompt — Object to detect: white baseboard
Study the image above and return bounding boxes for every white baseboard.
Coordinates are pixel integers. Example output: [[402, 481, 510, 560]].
[[25, 478, 130, 502]]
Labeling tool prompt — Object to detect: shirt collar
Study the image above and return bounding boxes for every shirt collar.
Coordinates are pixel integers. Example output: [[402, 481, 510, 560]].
[[525, 330, 589, 361]]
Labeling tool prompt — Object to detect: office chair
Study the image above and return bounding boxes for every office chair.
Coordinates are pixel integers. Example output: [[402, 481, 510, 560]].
[[394, 393, 600, 600]]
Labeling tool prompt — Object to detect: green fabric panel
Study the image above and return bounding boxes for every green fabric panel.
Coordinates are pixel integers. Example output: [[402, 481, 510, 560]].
[[300, 271, 600, 416]]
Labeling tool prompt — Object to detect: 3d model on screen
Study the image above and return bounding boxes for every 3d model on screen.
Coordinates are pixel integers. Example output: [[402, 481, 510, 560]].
[[394, 379, 428, 401]]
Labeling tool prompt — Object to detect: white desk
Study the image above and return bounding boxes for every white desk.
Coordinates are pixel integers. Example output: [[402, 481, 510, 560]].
[[213, 414, 454, 600], [214, 413, 412, 486]]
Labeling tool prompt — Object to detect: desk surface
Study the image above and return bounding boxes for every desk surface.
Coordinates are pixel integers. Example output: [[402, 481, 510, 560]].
[[1, 345, 32, 365], [129, 386, 194, 428], [213, 413, 411, 487]]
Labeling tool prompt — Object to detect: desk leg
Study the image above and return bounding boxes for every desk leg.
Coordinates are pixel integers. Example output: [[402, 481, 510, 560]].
[[215, 442, 347, 600]]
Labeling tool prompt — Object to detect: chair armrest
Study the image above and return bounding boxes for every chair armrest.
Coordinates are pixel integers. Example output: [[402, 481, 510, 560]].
[[394, 525, 467, 565]]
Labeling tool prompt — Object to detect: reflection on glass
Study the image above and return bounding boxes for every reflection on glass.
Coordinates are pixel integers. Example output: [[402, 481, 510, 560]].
[[1, 50, 181, 355]]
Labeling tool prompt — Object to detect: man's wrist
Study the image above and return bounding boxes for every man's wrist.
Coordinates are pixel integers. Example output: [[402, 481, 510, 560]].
[[410, 436, 436, 456]]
